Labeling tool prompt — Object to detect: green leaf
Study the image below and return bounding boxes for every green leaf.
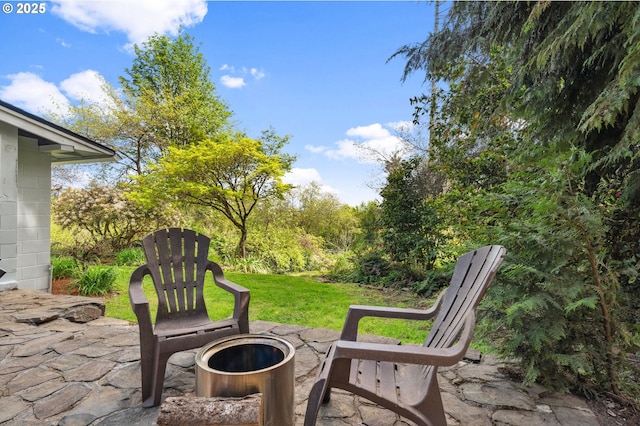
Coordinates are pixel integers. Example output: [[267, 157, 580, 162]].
[[565, 295, 598, 313]]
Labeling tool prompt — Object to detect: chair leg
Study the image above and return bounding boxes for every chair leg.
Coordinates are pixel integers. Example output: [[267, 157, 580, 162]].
[[304, 344, 338, 425], [323, 386, 332, 403], [141, 393, 156, 408], [144, 351, 170, 408], [141, 350, 162, 408], [420, 376, 447, 426], [304, 378, 329, 426], [139, 343, 155, 407]]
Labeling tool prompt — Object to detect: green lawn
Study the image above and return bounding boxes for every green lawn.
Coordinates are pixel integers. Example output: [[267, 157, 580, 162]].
[[106, 267, 435, 344]]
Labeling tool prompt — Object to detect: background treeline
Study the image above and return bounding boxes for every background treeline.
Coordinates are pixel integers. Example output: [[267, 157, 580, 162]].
[[51, 2, 639, 407]]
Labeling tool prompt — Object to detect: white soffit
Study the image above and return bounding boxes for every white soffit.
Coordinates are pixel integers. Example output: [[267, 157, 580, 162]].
[[0, 100, 119, 164]]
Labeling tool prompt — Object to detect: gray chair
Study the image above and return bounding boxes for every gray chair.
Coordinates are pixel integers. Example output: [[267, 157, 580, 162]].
[[304, 245, 506, 426], [129, 228, 250, 407]]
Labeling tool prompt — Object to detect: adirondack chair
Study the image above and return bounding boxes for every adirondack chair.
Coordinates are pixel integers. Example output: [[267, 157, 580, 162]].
[[304, 245, 506, 426], [129, 228, 250, 407]]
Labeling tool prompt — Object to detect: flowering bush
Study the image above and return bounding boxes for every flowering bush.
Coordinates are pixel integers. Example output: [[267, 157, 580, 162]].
[[53, 183, 174, 258]]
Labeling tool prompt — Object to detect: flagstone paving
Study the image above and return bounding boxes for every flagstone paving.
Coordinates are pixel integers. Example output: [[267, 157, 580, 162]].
[[0, 289, 600, 425]]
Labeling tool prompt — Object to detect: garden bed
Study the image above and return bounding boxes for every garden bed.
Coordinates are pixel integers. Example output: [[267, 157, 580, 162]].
[[51, 277, 79, 295]]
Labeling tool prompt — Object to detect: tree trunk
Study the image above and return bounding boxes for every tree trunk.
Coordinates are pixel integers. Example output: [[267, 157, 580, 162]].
[[238, 228, 248, 258]]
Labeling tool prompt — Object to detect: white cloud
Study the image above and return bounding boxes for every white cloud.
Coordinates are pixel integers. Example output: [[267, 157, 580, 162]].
[[0, 72, 70, 116], [304, 144, 327, 154], [219, 64, 265, 88], [283, 167, 322, 185], [308, 123, 410, 164], [0, 70, 116, 117], [325, 139, 362, 161], [283, 168, 340, 196], [251, 68, 266, 80], [346, 123, 390, 140], [387, 120, 414, 132], [51, 0, 208, 47], [56, 38, 71, 48], [220, 75, 246, 89], [60, 70, 111, 106], [319, 184, 340, 196]]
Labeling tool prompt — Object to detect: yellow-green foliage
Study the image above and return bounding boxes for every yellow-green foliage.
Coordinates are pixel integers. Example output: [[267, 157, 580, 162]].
[[50, 221, 94, 259], [131, 131, 294, 258]]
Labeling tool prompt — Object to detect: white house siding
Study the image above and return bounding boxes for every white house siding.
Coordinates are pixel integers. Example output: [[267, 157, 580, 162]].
[[0, 121, 18, 290], [0, 124, 52, 291], [16, 136, 52, 291]]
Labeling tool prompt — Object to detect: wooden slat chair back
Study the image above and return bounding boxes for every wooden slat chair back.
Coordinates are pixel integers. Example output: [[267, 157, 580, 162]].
[[142, 228, 212, 327], [129, 228, 250, 407], [304, 245, 506, 426]]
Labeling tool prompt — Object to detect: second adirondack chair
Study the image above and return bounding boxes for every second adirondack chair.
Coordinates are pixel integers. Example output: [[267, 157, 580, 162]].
[[304, 245, 506, 426]]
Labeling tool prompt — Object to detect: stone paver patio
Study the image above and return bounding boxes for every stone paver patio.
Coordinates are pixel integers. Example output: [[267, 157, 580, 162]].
[[0, 289, 600, 425]]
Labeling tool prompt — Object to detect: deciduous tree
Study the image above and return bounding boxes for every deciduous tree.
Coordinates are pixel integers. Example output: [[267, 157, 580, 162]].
[[51, 82, 156, 180], [134, 131, 294, 257], [120, 31, 232, 151], [50, 31, 232, 183]]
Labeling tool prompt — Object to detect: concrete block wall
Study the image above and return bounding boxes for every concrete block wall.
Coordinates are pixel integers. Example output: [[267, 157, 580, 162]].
[[0, 123, 52, 292], [0, 122, 18, 290], [17, 137, 52, 291]]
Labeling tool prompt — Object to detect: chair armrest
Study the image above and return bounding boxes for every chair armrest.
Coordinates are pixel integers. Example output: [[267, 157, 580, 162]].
[[340, 291, 445, 341], [208, 261, 251, 333], [129, 264, 153, 336], [334, 310, 476, 367], [208, 260, 250, 296]]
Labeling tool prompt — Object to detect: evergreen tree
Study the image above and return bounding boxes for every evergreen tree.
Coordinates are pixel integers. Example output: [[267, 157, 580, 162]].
[[392, 1, 640, 400], [379, 156, 440, 267]]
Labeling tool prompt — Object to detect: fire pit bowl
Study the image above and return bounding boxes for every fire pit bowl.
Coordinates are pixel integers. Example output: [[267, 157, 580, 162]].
[[195, 334, 295, 426]]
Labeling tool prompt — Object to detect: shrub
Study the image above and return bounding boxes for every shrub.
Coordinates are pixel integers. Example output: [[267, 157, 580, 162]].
[[227, 256, 271, 274], [53, 183, 173, 258], [51, 222, 104, 263], [116, 247, 146, 266], [353, 252, 392, 284], [324, 252, 356, 282], [51, 256, 79, 279], [413, 268, 452, 297], [50, 222, 78, 256], [71, 266, 116, 296], [246, 227, 326, 273]]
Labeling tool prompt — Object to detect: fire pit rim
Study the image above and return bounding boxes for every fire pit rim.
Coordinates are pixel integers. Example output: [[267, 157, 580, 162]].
[[195, 334, 295, 376]]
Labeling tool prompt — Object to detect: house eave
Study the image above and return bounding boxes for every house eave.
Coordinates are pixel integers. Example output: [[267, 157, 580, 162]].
[[0, 100, 118, 163]]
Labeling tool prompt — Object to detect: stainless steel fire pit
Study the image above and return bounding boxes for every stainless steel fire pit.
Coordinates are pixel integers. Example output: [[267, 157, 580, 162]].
[[195, 334, 295, 426]]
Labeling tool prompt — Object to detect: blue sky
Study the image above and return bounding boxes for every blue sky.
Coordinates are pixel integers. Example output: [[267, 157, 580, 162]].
[[0, 1, 435, 205]]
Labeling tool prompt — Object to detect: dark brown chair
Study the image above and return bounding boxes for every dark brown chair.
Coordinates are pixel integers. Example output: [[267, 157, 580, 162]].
[[304, 245, 506, 426], [129, 228, 250, 407]]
